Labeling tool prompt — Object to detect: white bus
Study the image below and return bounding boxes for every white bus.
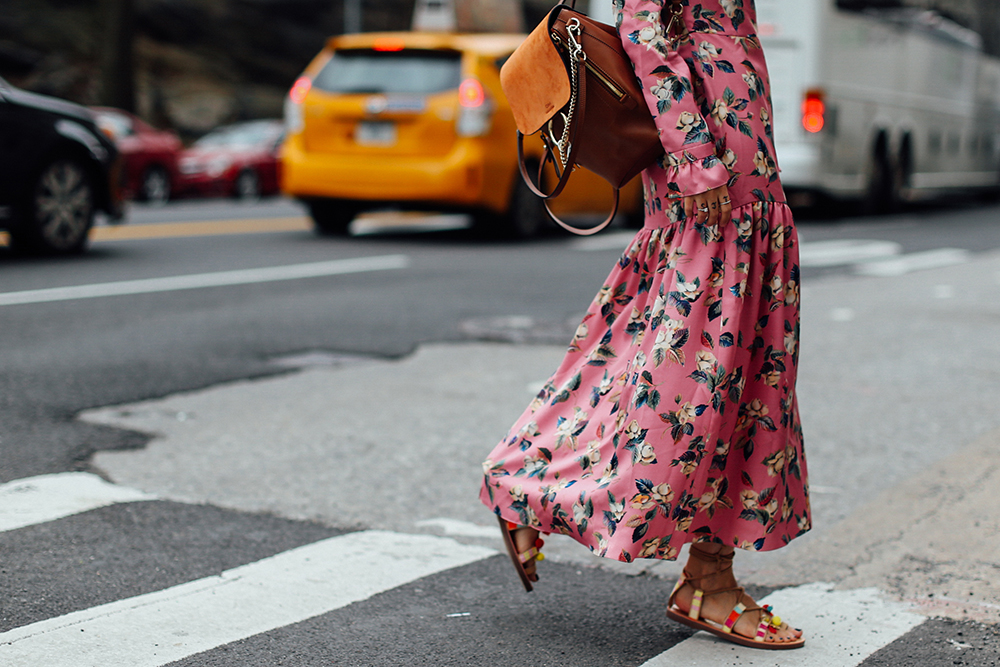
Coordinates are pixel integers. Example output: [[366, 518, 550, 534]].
[[591, 0, 1000, 212], [757, 0, 1000, 211]]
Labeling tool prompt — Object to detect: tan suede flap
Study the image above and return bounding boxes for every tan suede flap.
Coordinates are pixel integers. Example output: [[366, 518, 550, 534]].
[[500, 18, 571, 135]]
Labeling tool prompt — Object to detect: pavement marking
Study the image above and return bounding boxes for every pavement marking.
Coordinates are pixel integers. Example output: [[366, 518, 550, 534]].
[[0, 473, 156, 533], [639, 582, 924, 667], [571, 231, 637, 252], [0, 531, 496, 667], [0, 255, 410, 307], [414, 517, 500, 538], [853, 248, 970, 277], [798, 239, 901, 267], [352, 211, 471, 235], [90, 217, 312, 242]]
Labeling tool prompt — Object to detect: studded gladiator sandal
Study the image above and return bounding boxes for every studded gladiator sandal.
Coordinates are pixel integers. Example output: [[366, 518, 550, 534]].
[[666, 545, 805, 650], [497, 516, 545, 592]]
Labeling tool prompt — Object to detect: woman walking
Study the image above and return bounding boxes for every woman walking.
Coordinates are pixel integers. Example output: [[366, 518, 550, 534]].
[[481, 0, 809, 649]]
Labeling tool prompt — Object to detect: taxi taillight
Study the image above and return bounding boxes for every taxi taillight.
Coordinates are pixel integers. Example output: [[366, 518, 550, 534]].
[[457, 78, 493, 137], [289, 77, 312, 104], [459, 79, 486, 108]]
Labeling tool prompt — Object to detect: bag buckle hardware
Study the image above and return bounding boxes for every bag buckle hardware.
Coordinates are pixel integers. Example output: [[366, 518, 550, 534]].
[[665, 1, 688, 48]]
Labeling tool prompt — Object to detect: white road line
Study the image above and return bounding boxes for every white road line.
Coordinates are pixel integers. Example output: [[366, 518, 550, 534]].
[[640, 582, 924, 667], [854, 248, 970, 277], [0, 473, 155, 533], [571, 231, 637, 252], [798, 239, 901, 267], [352, 212, 471, 235], [414, 517, 500, 538], [0, 255, 410, 307], [0, 531, 496, 667]]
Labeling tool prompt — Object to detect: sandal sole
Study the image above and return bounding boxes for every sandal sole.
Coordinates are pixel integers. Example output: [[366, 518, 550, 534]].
[[666, 606, 805, 650], [496, 515, 534, 593]]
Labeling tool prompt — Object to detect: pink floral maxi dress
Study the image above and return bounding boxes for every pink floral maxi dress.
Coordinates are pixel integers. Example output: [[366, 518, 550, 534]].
[[480, 0, 810, 561]]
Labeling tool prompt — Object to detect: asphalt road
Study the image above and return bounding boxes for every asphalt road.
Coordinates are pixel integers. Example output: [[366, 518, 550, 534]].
[[1, 197, 999, 666]]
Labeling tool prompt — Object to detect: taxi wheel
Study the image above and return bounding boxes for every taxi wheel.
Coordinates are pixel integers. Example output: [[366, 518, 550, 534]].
[[308, 199, 357, 236], [504, 170, 548, 239]]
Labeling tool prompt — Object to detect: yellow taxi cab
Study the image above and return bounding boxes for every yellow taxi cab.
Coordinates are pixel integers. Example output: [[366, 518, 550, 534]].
[[279, 30, 642, 237]]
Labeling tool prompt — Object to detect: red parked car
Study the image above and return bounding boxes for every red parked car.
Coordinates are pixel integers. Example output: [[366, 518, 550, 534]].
[[176, 120, 284, 200], [91, 107, 181, 205]]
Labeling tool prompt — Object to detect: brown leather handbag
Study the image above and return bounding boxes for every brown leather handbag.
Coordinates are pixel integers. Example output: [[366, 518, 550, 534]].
[[500, 0, 679, 235]]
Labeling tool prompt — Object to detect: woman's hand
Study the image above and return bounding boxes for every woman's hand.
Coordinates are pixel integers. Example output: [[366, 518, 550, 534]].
[[683, 185, 732, 227]]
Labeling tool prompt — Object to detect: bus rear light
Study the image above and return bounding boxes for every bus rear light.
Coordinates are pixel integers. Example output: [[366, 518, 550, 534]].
[[802, 89, 825, 133]]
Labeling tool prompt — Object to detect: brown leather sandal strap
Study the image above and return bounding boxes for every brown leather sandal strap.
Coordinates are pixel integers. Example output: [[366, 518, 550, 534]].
[[687, 545, 736, 572]]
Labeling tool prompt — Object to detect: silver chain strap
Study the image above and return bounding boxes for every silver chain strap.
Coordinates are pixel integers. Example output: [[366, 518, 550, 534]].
[[547, 17, 586, 171]]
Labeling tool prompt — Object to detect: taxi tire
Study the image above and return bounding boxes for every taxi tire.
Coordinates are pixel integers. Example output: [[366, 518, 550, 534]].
[[503, 168, 548, 239], [308, 199, 357, 236]]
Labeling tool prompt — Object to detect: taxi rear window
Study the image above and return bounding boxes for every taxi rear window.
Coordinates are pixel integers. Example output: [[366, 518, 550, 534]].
[[312, 49, 462, 95]]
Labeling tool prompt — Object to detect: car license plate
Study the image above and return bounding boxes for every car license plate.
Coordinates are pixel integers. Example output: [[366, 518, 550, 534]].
[[355, 121, 397, 146]]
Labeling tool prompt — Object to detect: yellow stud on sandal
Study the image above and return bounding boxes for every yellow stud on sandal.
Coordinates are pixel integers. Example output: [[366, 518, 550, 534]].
[[665, 547, 805, 650], [496, 516, 544, 592]]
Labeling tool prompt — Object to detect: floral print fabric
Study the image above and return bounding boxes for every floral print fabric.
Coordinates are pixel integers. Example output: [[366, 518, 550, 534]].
[[480, 0, 810, 561]]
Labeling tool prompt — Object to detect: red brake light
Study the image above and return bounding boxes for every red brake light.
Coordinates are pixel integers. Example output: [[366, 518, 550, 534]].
[[373, 38, 406, 52], [802, 89, 825, 133], [289, 77, 312, 104], [459, 79, 486, 108]]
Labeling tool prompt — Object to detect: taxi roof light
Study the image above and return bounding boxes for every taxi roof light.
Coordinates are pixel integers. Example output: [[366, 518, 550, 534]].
[[373, 38, 406, 52]]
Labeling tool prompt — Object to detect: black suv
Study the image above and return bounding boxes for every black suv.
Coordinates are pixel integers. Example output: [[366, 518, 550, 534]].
[[0, 77, 123, 254]]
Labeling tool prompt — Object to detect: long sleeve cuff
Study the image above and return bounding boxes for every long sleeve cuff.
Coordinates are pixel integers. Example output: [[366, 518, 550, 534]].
[[661, 142, 730, 199]]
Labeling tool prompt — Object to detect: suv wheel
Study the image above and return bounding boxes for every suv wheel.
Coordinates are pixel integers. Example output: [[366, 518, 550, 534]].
[[308, 199, 357, 236], [11, 157, 95, 255], [140, 165, 171, 205]]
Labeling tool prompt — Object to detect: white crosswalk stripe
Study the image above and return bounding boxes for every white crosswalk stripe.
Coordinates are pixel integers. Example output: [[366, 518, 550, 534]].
[[0, 473, 155, 533], [0, 473, 929, 666], [0, 530, 495, 667], [640, 583, 924, 666]]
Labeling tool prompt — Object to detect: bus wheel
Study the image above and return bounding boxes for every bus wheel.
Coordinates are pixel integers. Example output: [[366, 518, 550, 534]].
[[861, 147, 898, 215]]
